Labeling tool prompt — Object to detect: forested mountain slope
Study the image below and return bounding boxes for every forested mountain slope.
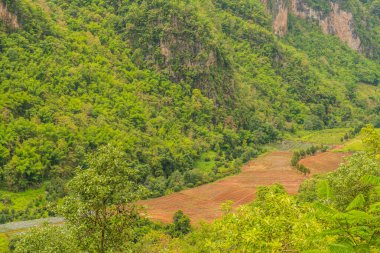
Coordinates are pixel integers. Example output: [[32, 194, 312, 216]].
[[0, 0, 379, 197]]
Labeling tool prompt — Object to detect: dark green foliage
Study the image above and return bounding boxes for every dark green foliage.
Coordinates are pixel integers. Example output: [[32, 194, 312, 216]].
[[296, 163, 310, 175], [214, 0, 270, 27], [45, 178, 66, 201], [291, 151, 300, 166], [303, 0, 331, 13], [170, 210, 191, 237], [291, 145, 325, 171]]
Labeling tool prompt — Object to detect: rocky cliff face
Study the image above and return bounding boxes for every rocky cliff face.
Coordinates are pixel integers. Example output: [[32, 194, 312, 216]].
[[0, 2, 19, 29], [262, 0, 362, 52]]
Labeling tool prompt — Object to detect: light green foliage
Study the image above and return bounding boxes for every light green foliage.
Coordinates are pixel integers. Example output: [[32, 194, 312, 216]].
[[11, 224, 79, 253], [299, 152, 380, 209], [336, 138, 365, 152], [289, 128, 354, 145], [313, 176, 380, 251], [179, 185, 328, 252], [0, 234, 8, 253], [134, 230, 176, 253], [362, 125, 380, 158], [317, 180, 334, 202], [0, 188, 45, 212], [345, 193, 366, 211], [334, 126, 380, 153], [0, 188, 50, 224], [299, 149, 380, 248], [356, 84, 380, 125], [193, 151, 217, 173], [285, 13, 380, 126]]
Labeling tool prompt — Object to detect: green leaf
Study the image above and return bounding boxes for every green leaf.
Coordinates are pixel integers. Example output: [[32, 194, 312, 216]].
[[343, 210, 374, 224], [361, 175, 380, 185], [317, 180, 333, 200], [375, 186, 380, 196], [313, 202, 337, 215], [368, 202, 380, 213], [346, 194, 366, 211], [328, 243, 354, 253]]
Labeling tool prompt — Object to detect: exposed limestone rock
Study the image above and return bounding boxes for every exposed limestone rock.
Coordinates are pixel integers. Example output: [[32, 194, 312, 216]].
[[324, 3, 361, 51], [0, 2, 20, 29], [205, 51, 216, 68], [272, 0, 289, 37], [160, 40, 171, 64], [262, 0, 362, 52]]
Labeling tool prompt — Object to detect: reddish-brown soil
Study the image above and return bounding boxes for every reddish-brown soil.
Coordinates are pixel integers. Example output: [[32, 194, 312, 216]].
[[139, 151, 350, 224], [299, 151, 349, 175]]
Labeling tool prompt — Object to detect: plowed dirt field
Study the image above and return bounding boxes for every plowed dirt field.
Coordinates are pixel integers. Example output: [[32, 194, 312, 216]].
[[139, 150, 350, 223]]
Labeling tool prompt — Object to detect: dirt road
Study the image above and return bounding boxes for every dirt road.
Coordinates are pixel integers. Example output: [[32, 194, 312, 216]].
[[139, 151, 349, 223]]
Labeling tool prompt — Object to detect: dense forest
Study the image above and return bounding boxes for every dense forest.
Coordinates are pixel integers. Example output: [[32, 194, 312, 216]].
[[0, 0, 379, 252], [1, 0, 379, 193]]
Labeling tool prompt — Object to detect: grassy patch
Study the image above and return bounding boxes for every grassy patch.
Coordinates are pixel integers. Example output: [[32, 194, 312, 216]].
[[0, 233, 9, 252], [335, 138, 365, 152], [264, 140, 319, 151], [0, 187, 50, 224], [193, 151, 217, 172], [0, 187, 46, 212], [287, 128, 352, 145], [335, 128, 380, 152]]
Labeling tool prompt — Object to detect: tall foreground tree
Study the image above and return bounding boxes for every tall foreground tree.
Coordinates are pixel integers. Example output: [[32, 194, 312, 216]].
[[60, 145, 147, 252]]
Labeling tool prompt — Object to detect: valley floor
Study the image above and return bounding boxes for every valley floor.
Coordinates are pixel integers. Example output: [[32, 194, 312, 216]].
[[139, 150, 349, 223]]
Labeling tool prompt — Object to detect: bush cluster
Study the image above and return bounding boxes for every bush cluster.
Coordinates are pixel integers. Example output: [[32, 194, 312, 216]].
[[0, 196, 50, 224], [340, 126, 363, 142], [291, 145, 328, 175]]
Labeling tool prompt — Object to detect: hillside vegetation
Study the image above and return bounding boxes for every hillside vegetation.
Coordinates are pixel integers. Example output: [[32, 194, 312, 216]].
[[0, 0, 379, 251], [1, 0, 378, 190]]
